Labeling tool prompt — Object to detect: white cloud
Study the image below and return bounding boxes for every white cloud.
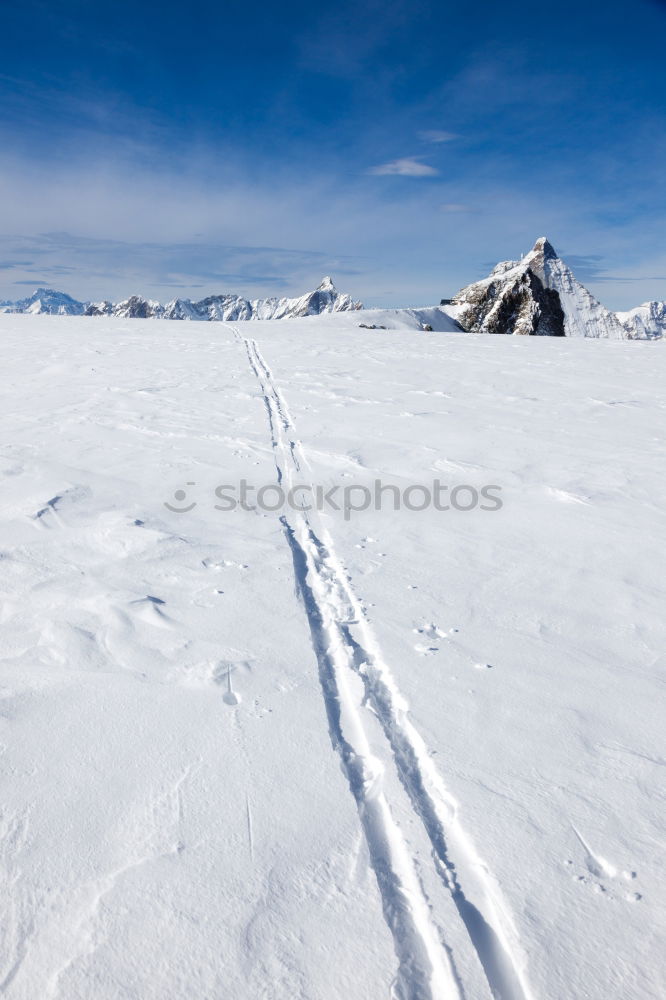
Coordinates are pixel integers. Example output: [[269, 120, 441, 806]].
[[369, 157, 439, 177], [419, 130, 458, 143]]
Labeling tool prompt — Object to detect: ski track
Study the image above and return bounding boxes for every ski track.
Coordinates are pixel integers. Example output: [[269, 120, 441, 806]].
[[233, 329, 534, 1000]]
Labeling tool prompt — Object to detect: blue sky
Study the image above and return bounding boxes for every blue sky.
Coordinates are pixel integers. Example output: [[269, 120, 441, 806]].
[[1, 0, 665, 308]]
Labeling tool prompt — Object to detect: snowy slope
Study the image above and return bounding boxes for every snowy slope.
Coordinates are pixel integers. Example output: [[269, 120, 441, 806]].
[[540, 248, 627, 339], [0, 312, 664, 1000], [347, 304, 462, 332]]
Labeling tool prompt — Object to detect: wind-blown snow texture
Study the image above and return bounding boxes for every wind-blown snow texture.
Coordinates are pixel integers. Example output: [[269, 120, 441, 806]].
[[0, 308, 664, 1000]]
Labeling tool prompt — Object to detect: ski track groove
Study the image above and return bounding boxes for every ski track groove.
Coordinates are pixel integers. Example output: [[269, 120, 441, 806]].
[[234, 329, 534, 1000]]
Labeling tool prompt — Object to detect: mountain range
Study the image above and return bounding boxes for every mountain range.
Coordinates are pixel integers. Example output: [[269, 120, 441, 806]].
[[0, 276, 362, 322], [1, 242, 663, 338]]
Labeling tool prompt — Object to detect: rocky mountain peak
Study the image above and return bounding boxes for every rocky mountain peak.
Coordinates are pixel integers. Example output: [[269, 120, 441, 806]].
[[530, 237, 558, 260], [450, 236, 627, 338]]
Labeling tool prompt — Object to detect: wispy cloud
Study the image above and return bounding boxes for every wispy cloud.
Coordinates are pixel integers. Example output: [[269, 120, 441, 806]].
[[440, 203, 468, 212], [0, 231, 366, 301], [369, 157, 439, 177], [419, 130, 457, 143]]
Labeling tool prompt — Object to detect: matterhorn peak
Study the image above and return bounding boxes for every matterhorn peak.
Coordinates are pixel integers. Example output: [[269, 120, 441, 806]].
[[450, 236, 629, 339], [530, 237, 558, 260], [317, 276, 336, 291]]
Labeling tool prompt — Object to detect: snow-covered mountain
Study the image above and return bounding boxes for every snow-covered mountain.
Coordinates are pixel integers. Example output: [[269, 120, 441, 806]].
[[86, 295, 164, 319], [616, 300, 666, 340], [83, 277, 362, 321], [448, 238, 663, 339], [0, 287, 86, 316], [0, 277, 362, 321]]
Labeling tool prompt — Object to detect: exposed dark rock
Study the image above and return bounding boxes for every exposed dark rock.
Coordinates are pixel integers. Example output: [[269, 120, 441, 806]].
[[84, 301, 113, 316], [453, 265, 565, 336]]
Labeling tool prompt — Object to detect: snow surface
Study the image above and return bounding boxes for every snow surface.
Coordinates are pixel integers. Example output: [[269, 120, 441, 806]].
[[0, 310, 664, 1000]]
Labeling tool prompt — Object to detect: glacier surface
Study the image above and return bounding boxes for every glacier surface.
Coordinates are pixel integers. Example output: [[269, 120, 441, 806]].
[[0, 309, 663, 1000]]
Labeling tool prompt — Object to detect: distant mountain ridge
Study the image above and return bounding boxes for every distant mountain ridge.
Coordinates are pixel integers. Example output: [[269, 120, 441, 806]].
[[0, 277, 362, 321], [0, 288, 87, 316]]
